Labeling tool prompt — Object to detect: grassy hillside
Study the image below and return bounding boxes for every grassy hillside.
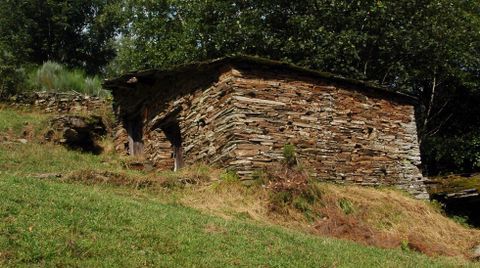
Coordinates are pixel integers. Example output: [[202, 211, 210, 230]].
[[1, 175, 464, 268], [0, 105, 478, 267]]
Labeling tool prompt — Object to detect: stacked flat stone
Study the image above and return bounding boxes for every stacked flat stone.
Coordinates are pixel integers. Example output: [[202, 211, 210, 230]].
[[107, 57, 428, 199], [4, 92, 107, 113]]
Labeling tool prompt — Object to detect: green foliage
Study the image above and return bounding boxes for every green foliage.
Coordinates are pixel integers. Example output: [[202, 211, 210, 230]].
[[292, 196, 311, 213], [114, 0, 480, 89], [250, 169, 268, 185], [270, 191, 294, 210], [27, 62, 108, 97], [420, 80, 480, 175], [220, 169, 240, 182], [161, 175, 185, 189], [0, 0, 121, 74], [429, 200, 445, 213], [401, 240, 410, 252], [282, 144, 297, 166], [111, 0, 480, 175], [301, 182, 323, 204], [339, 198, 355, 215], [451, 215, 471, 228], [0, 49, 27, 98], [0, 64, 26, 98], [269, 181, 323, 218], [422, 129, 480, 175]]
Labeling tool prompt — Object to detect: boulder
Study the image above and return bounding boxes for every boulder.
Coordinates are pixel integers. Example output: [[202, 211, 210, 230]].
[[428, 174, 480, 227], [46, 115, 107, 154], [472, 245, 480, 260]]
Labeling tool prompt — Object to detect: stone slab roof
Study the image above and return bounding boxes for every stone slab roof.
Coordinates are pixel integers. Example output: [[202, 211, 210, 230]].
[[103, 55, 417, 105]]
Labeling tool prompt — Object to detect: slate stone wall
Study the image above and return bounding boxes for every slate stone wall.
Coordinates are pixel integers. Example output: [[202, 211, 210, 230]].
[[227, 69, 426, 198], [113, 67, 427, 198], [141, 71, 239, 170], [2, 92, 108, 113]]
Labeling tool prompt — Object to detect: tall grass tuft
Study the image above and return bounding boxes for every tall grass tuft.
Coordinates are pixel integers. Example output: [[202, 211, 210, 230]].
[[28, 61, 109, 97]]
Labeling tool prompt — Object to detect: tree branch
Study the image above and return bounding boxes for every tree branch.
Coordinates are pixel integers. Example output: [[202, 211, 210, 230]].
[[423, 72, 437, 129]]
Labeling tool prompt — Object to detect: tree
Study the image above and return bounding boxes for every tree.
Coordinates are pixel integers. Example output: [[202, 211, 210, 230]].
[[0, 0, 121, 74], [94, 0, 480, 174]]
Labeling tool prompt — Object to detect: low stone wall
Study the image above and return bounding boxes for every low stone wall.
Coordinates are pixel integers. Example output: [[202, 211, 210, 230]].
[[2, 92, 109, 114]]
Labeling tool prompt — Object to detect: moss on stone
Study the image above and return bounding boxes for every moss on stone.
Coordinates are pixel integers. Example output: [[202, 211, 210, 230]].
[[428, 174, 480, 195]]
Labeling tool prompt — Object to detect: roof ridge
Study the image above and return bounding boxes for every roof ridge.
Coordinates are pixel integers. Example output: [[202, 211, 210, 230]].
[[103, 55, 417, 104]]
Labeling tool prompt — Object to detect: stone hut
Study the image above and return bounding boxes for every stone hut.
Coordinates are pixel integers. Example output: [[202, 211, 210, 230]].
[[104, 56, 427, 198]]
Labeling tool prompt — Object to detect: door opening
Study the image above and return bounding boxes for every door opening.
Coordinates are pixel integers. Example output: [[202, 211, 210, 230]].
[[125, 116, 144, 156], [161, 120, 184, 171]]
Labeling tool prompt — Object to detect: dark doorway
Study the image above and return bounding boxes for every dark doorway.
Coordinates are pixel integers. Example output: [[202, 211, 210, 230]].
[[125, 116, 144, 156], [161, 120, 184, 171]]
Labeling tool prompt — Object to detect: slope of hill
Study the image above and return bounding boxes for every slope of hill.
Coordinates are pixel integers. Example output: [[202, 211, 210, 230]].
[[1, 175, 465, 267], [0, 105, 478, 267]]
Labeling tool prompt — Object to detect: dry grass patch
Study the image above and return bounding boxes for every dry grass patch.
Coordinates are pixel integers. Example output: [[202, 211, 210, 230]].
[[64, 164, 223, 191], [170, 167, 480, 260], [65, 170, 160, 189], [314, 184, 480, 258], [180, 181, 270, 222]]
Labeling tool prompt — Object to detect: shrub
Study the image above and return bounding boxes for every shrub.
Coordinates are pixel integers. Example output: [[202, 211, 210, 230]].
[[220, 169, 240, 182], [28, 61, 109, 97], [292, 196, 311, 212], [271, 191, 294, 210], [283, 144, 297, 166], [339, 198, 355, 215], [266, 161, 323, 215], [0, 64, 26, 98], [251, 169, 268, 185], [0, 50, 27, 98], [451, 215, 470, 227]]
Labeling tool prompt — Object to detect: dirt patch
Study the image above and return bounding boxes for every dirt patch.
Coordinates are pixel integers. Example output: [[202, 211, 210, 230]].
[[21, 123, 35, 140], [0, 251, 13, 263]]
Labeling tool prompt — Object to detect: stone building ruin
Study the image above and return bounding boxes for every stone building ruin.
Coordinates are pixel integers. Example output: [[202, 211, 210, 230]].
[[104, 56, 428, 198]]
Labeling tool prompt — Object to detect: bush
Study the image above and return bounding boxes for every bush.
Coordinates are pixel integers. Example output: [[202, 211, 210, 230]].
[[266, 160, 323, 215], [220, 169, 240, 182], [451, 215, 470, 227], [0, 64, 26, 98], [251, 169, 268, 185], [339, 198, 355, 215], [283, 144, 297, 166], [0, 50, 27, 98], [28, 61, 109, 97]]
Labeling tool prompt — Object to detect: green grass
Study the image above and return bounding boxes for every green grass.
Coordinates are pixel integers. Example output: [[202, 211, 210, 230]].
[[0, 143, 109, 174], [27, 61, 109, 97], [0, 176, 465, 268], [0, 107, 475, 267], [0, 107, 48, 134]]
